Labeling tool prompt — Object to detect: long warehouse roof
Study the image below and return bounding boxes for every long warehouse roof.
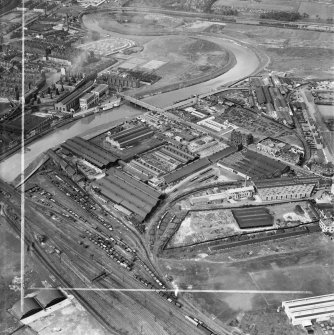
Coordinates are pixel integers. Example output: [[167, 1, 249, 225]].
[[163, 158, 211, 184], [283, 294, 334, 323], [61, 136, 118, 167], [109, 168, 160, 199], [94, 169, 161, 220]]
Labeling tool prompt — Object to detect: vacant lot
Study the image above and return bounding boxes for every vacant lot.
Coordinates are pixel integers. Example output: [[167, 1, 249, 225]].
[[298, 1, 334, 20], [213, 0, 298, 12], [169, 209, 238, 247], [223, 24, 334, 78], [160, 233, 334, 325]]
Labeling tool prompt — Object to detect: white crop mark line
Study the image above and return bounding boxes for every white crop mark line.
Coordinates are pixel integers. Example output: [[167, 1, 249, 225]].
[[31, 287, 312, 294], [20, 0, 26, 315]]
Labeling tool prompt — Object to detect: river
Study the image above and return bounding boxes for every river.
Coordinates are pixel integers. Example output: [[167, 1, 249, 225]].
[[143, 37, 260, 108], [0, 34, 262, 183], [0, 105, 142, 182]]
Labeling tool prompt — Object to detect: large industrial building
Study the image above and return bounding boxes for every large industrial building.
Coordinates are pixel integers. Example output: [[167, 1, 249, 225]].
[[190, 186, 254, 205], [54, 80, 94, 113], [105, 125, 154, 149], [282, 294, 334, 326], [61, 137, 118, 169], [93, 168, 161, 220], [255, 178, 315, 201], [11, 289, 66, 320], [163, 158, 211, 185], [217, 149, 290, 180]]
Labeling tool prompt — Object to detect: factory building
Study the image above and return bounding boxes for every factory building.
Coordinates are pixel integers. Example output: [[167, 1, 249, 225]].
[[11, 289, 66, 320], [190, 186, 254, 205], [61, 137, 118, 169], [79, 92, 97, 110], [197, 116, 226, 132], [319, 218, 334, 233], [255, 178, 315, 201], [282, 294, 334, 327], [91, 83, 108, 99], [230, 130, 253, 147], [54, 81, 94, 113], [255, 87, 265, 105], [105, 125, 154, 149], [93, 168, 161, 220], [217, 149, 289, 180], [163, 158, 211, 185]]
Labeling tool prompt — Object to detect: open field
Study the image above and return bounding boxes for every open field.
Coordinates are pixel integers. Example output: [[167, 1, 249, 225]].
[[82, 13, 231, 87], [298, 1, 334, 20], [222, 23, 334, 78], [213, 0, 298, 12], [160, 233, 334, 328]]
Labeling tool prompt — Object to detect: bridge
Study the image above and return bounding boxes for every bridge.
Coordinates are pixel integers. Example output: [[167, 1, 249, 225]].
[[118, 93, 164, 113]]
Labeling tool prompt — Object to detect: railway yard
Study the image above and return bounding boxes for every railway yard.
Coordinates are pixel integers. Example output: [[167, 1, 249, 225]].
[[1, 1, 334, 334], [1, 73, 334, 335]]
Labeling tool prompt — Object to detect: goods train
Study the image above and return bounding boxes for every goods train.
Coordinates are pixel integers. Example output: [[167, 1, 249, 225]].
[[185, 315, 218, 335]]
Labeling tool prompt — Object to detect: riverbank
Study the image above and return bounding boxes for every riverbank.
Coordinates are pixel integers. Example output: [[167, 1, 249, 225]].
[[0, 105, 143, 182]]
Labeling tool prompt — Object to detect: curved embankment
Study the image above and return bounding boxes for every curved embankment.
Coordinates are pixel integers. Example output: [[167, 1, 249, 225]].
[[81, 11, 263, 108], [0, 12, 266, 182]]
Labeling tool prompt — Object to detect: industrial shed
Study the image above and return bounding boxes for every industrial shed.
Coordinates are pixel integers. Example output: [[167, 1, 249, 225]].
[[218, 149, 289, 180], [207, 145, 238, 163], [35, 289, 66, 309], [61, 136, 118, 168], [282, 294, 334, 326], [163, 158, 211, 184], [111, 125, 154, 148], [232, 207, 274, 229], [93, 169, 161, 220], [12, 298, 42, 320]]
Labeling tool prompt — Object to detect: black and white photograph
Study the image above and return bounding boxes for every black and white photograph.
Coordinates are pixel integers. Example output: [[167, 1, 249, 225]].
[[0, 0, 333, 334]]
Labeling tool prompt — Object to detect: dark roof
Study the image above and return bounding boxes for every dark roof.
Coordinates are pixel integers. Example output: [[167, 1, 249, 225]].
[[61, 136, 118, 168], [163, 158, 211, 184], [208, 146, 238, 163], [12, 298, 42, 320], [93, 169, 161, 220], [255, 177, 319, 189], [58, 81, 93, 106], [112, 125, 151, 142], [232, 207, 274, 229], [35, 289, 66, 308], [219, 149, 289, 180]]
